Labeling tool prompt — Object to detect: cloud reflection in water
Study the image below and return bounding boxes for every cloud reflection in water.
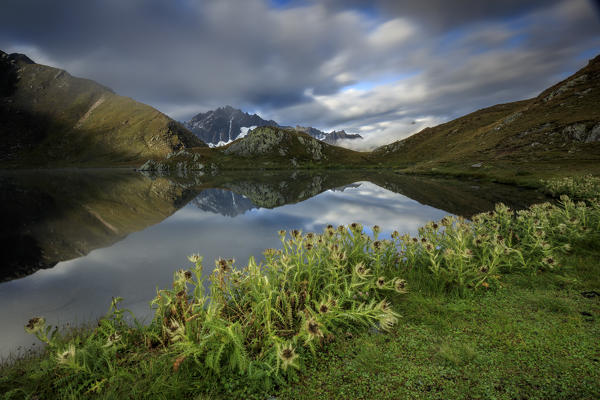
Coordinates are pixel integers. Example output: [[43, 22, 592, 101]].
[[0, 181, 448, 357]]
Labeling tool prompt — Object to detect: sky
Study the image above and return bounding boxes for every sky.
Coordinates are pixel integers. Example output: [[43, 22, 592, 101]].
[[1, 0, 599, 149]]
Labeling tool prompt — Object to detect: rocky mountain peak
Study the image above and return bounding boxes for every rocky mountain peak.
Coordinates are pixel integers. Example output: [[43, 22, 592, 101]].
[[184, 106, 362, 147]]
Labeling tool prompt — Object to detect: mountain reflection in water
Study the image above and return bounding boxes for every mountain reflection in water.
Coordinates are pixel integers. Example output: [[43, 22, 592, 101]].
[[0, 169, 547, 357]]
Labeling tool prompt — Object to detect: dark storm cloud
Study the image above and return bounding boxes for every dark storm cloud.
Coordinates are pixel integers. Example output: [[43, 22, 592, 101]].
[[0, 0, 598, 148], [1, 0, 358, 110], [314, 0, 565, 31]]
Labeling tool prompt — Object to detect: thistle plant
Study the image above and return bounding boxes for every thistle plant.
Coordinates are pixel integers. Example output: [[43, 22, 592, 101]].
[[542, 175, 600, 201]]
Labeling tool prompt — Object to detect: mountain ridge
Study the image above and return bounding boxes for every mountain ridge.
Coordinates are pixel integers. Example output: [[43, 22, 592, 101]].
[[0, 50, 205, 167], [373, 55, 600, 175]]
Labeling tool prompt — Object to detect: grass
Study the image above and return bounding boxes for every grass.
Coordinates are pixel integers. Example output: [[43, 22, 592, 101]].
[[1, 59, 203, 168], [1, 178, 599, 399], [280, 255, 600, 399]]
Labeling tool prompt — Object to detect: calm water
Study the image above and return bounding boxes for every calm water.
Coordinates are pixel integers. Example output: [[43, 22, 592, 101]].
[[0, 169, 547, 358]]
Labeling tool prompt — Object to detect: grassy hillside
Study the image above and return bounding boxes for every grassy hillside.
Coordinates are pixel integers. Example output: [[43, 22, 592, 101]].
[[373, 55, 600, 181], [0, 51, 205, 167]]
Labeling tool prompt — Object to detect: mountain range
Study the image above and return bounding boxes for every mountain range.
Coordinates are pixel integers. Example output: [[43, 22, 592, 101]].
[[1, 48, 599, 181], [184, 106, 362, 147]]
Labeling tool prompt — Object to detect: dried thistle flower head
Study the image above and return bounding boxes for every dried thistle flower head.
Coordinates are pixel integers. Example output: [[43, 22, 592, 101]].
[[216, 258, 232, 273], [354, 262, 370, 279], [187, 254, 202, 264], [376, 276, 386, 289], [174, 269, 189, 287], [378, 300, 392, 312], [263, 248, 277, 257], [542, 257, 556, 268], [278, 229, 286, 237], [394, 278, 408, 293], [292, 229, 301, 239], [391, 230, 399, 239], [350, 222, 363, 232], [319, 302, 329, 313], [305, 318, 323, 339], [56, 344, 76, 364], [104, 332, 122, 348], [25, 317, 45, 334], [373, 225, 381, 234], [379, 314, 398, 331], [278, 344, 299, 370]]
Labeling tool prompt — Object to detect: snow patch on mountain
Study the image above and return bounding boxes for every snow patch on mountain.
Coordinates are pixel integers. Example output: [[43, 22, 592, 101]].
[[208, 126, 257, 148]]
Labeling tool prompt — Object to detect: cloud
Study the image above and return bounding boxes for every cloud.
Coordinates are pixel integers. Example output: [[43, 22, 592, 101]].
[[263, 0, 600, 149], [0, 0, 598, 148]]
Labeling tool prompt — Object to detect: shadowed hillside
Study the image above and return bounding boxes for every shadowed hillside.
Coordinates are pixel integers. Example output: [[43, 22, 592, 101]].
[[0, 51, 205, 167]]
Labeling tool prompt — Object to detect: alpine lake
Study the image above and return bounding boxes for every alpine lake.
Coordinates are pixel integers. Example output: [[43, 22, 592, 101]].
[[0, 169, 548, 358]]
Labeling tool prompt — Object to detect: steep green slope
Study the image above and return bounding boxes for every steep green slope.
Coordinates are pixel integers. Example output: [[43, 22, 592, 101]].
[[0, 51, 205, 167], [374, 55, 600, 177]]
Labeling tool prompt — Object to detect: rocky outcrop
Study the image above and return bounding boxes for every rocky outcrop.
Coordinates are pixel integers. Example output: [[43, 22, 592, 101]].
[[562, 122, 600, 143], [224, 126, 285, 156], [296, 135, 324, 160], [223, 126, 328, 162]]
